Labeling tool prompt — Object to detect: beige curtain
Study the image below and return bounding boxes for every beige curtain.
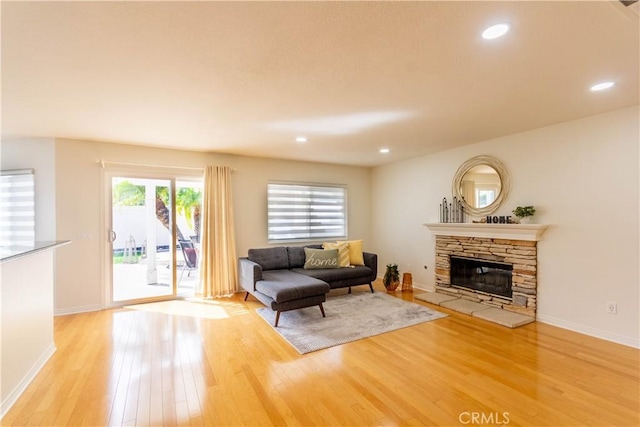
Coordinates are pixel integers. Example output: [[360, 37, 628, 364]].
[[461, 180, 476, 208], [200, 166, 238, 298]]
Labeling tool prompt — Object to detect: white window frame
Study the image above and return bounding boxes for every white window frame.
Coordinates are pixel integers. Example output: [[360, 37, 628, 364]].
[[267, 181, 347, 243], [475, 184, 500, 208]]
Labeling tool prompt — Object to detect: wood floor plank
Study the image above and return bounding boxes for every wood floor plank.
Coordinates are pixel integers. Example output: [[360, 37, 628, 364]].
[[240, 363, 285, 426], [2, 280, 638, 426]]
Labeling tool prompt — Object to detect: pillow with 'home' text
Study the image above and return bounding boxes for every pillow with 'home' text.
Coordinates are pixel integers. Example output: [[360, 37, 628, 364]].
[[304, 248, 339, 269]]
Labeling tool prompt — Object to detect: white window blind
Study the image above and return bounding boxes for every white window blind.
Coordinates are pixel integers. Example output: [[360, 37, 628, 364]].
[[268, 183, 347, 242], [0, 169, 35, 246]]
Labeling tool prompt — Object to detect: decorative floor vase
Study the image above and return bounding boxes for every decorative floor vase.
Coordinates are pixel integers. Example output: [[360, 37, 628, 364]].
[[402, 273, 413, 292], [385, 281, 399, 292]]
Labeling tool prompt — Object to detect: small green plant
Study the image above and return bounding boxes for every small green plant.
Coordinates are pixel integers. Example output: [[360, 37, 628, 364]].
[[512, 206, 536, 218], [383, 263, 400, 291]]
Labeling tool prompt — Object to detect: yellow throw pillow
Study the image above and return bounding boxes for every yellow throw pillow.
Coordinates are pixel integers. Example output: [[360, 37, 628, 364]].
[[337, 239, 364, 266], [323, 242, 351, 267]]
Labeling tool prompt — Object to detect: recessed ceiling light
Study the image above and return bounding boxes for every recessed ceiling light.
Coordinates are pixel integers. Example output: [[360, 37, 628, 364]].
[[590, 81, 615, 91], [295, 136, 308, 143], [380, 148, 390, 154], [482, 23, 511, 40]]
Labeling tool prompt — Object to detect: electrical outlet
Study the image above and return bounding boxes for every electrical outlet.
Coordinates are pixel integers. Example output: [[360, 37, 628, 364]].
[[607, 302, 617, 314]]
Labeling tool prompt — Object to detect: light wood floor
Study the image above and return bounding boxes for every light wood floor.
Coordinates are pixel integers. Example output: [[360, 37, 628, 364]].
[[3, 281, 639, 426]]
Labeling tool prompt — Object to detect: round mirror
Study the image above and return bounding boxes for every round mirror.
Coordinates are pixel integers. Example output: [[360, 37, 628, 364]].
[[452, 155, 511, 216]]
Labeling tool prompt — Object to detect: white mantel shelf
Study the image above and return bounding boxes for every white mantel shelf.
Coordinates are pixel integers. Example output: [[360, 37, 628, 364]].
[[424, 223, 549, 241]]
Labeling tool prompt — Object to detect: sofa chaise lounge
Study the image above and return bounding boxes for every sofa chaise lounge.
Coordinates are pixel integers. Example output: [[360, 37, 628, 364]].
[[239, 245, 378, 326]]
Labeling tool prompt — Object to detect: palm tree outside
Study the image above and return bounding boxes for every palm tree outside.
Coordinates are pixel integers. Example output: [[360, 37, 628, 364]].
[[113, 180, 202, 243], [177, 187, 202, 242]]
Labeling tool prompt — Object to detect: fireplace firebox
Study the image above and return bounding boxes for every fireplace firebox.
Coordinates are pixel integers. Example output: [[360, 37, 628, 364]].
[[450, 256, 513, 299]]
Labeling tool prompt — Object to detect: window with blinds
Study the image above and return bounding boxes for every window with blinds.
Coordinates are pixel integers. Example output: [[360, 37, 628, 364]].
[[0, 169, 36, 246], [267, 182, 347, 242]]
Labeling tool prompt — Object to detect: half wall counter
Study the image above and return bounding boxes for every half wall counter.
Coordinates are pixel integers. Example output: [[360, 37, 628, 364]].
[[1, 240, 70, 418]]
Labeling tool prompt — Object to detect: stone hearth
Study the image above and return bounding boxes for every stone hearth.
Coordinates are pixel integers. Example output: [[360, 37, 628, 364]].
[[414, 292, 535, 328]]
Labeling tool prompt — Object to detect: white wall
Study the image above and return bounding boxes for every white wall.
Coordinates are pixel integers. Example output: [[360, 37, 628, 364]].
[[0, 138, 56, 241], [371, 106, 639, 347], [111, 205, 194, 250], [230, 155, 371, 256], [54, 139, 371, 313]]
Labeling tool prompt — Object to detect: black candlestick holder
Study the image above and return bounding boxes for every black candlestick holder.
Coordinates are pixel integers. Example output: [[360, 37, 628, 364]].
[[439, 197, 465, 223]]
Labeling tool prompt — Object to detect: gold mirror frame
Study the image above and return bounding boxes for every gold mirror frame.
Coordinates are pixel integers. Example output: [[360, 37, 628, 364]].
[[452, 155, 511, 216]]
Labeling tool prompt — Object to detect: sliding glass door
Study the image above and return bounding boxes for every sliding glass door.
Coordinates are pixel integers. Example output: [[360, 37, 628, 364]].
[[110, 177, 175, 302], [107, 173, 202, 305], [175, 180, 203, 295]]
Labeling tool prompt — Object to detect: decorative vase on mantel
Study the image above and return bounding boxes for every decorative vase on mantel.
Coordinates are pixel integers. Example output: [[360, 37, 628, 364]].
[[519, 216, 532, 224]]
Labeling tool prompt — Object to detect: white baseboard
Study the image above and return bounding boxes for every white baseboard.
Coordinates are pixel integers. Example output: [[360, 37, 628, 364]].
[[54, 304, 102, 316], [376, 275, 434, 293], [536, 314, 640, 349], [412, 283, 434, 292], [1, 343, 56, 419]]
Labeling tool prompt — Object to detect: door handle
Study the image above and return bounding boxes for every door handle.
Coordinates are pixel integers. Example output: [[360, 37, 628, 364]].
[[109, 230, 116, 242]]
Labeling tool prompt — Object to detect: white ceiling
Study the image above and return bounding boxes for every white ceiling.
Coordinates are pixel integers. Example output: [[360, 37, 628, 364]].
[[2, 1, 638, 167]]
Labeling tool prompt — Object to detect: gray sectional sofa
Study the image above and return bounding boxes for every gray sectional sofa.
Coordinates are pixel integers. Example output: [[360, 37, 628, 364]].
[[239, 245, 378, 326]]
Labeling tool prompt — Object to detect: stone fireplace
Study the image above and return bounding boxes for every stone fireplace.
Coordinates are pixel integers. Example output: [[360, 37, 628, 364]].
[[425, 223, 548, 319]]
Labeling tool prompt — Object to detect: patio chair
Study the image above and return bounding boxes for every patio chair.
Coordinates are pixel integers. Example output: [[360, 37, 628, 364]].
[[178, 240, 198, 283]]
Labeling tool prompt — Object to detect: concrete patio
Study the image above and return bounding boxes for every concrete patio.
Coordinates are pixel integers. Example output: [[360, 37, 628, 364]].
[[113, 250, 199, 302]]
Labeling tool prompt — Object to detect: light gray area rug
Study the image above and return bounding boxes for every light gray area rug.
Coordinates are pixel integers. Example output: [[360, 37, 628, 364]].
[[256, 292, 447, 354]]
